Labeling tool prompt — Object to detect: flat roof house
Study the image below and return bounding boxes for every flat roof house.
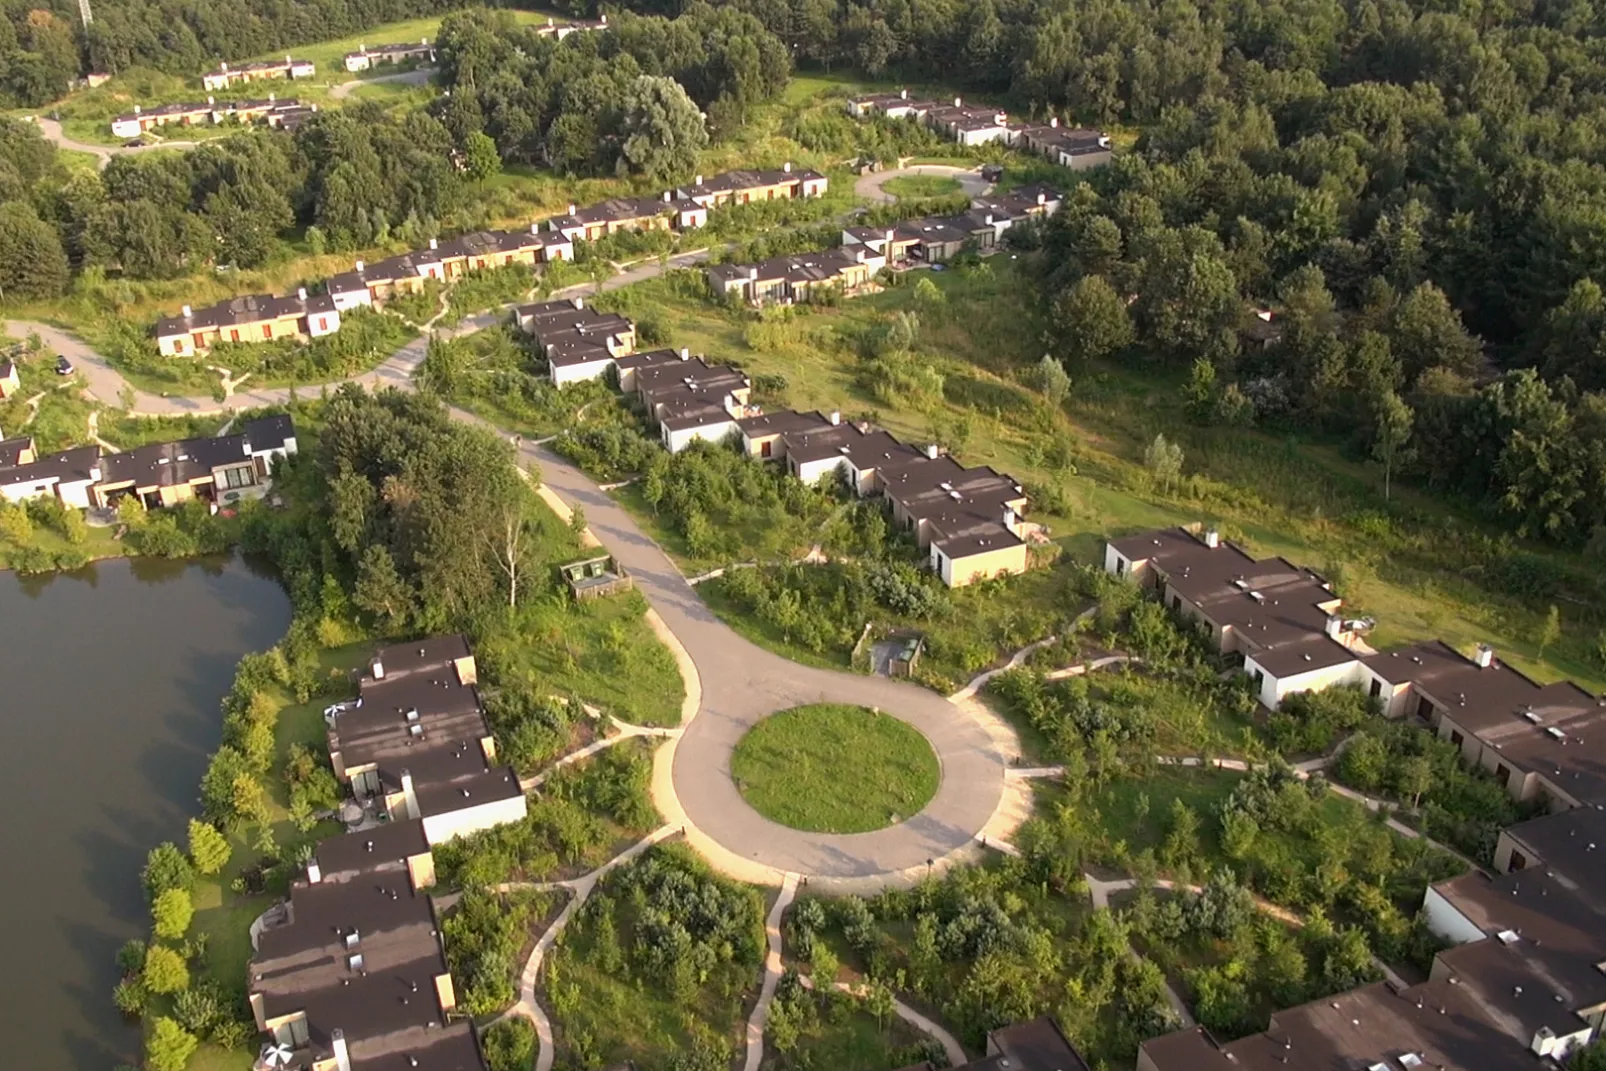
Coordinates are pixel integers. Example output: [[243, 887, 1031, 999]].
[[706, 249, 876, 305], [614, 347, 692, 393], [247, 865, 474, 1068], [634, 358, 753, 453], [514, 297, 636, 385], [547, 197, 671, 242], [1104, 526, 1370, 708], [91, 414, 296, 510], [738, 408, 836, 460], [1011, 119, 1113, 170], [327, 636, 527, 845], [343, 39, 435, 73], [155, 288, 341, 356], [880, 456, 1031, 587], [1420, 856, 1606, 1062], [202, 56, 315, 92], [675, 163, 829, 207], [1137, 977, 1526, 1071], [0, 439, 102, 508], [1358, 642, 1606, 808]]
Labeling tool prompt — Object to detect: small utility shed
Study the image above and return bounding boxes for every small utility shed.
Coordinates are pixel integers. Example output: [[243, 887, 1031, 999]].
[[561, 554, 632, 601]]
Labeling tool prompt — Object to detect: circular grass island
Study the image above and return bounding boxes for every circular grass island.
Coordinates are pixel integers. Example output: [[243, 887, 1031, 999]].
[[730, 703, 941, 834], [880, 173, 964, 200]]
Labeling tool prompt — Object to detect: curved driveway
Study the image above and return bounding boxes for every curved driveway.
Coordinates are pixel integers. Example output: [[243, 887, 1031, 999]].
[[33, 117, 201, 168], [527, 442, 1007, 878], [854, 164, 993, 204], [330, 67, 437, 101]]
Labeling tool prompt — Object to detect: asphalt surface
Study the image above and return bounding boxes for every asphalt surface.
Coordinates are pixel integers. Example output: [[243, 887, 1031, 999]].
[[854, 163, 993, 204]]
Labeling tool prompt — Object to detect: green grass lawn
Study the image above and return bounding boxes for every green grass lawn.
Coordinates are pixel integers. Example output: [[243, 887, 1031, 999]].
[[1087, 765, 1244, 863], [880, 174, 963, 199], [730, 704, 940, 833]]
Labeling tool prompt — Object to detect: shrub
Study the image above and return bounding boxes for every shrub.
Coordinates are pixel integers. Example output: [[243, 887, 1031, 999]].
[[187, 819, 231, 876], [481, 1018, 536, 1071], [144, 1018, 198, 1071], [141, 842, 194, 901], [151, 888, 194, 940], [142, 945, 190, 995]]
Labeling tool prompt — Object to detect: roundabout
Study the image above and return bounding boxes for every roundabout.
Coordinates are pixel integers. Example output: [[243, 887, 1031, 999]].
[[730, 703, 941, 834]]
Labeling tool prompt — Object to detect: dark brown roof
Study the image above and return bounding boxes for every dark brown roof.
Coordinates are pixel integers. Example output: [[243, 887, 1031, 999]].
[[351, 1022, 483, 1071], [985, 1016, 1092, 1071], [1432, 868, 1606, 1036], [313, 819, 430, 882], [1362, 641, 1545, 728], [1502, 805, 1606, 901], [251, 870, 446, 1028], [738, 410, 833, 437], [0, 444, 101, 489], [414, 766, 522, 817], [155, 291, 335, 338]]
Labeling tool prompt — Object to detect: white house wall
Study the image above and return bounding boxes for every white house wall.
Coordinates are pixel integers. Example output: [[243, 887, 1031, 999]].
[[550, 358, 615, 386], [794, 456, 847, 487], [663, 421, 737, 454], [1422, 886, 1486, 945], [420, 795, 528, 845], [1244, 654, 1367, 710]]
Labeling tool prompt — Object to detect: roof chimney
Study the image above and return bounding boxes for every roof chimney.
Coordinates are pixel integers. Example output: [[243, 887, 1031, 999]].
[[428, 238, 437, 250], [783, 161, 792, 173], [371, 657, 384, 679], [1325, 614, 1343, 639], [679, 347, 689, 359], [331, 1030, 352, 1071], [925, 443, 940, 459], [749, 267, 758, 280], [1475, 644, 1495, 669], [1050, 116, 1059, 128], [663, 189, 672, 202], [207, 94, 214, 105], [355, 259, 365, 272], [899, 89, 908, 99], [694, 174, 703, 185], [573, 296, 583, 310], [1203, 528, 1220, 549], [1037, 191, 1046, 205], [268, 92, 275, 102], [531, 223, 540, 235], [134, 104, 141, 114], [306, 856, 322, 883], [567, 203, 576, 214], [829, 410, 841, 425], [1004, 507, 1017, 531], [297, 287, 307, 301], [954, 96, 962, 107], [181, 304, 192, 318]]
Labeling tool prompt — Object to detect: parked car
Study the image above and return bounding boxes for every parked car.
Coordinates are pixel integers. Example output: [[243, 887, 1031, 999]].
[[124, 139, 144, 149], [55, 354, 73, 375]]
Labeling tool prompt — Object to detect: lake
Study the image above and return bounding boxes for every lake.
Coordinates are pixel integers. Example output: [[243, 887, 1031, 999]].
[[0, 554, 291, 1070]]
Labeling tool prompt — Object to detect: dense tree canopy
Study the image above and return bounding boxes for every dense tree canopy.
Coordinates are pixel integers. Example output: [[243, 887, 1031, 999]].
[[433, 4, 787, 174]]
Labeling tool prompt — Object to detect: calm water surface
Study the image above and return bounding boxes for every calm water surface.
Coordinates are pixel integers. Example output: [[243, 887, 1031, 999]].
[[0, 554, 290, 1071]]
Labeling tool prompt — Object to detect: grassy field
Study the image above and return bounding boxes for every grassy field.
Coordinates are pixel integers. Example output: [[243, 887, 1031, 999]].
[[761, 993, 933, 1071], [880, 174, 963, 199], [730, 704, 940, 833]]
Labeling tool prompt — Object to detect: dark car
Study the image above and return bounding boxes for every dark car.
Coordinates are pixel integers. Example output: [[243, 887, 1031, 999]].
[[55, 354, 74, 375], [124, 139, 144, 149]]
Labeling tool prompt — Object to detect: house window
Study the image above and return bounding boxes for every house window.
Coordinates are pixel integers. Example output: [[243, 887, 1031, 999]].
[[230, 329, 240, 343], [1509, 849, 1527, 871], [1171, 595, 1182, 612], [760, 440, 772, 458], [223, 465, 256, 490], [1496, 763, 1511, 783], [1115, 559, 1126, 577], [315, 317, 327, 332], [262, 324, 272, 339], [1369, 679, 1382, 699], [1251, 669, 1264, 688], [1450, 730, 1464, 749]]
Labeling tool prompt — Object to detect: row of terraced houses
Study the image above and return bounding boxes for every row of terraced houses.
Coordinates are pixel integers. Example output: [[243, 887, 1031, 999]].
[[153, 165, 828, 357], [1107, 525, 1606, 1071], [707, 182, 1066, 305], [247, 635, 527, 1071], [847, 89, 1115, 167], [513, 296, 1039, 586]]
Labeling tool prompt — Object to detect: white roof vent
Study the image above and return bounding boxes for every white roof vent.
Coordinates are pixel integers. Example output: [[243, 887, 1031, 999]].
[[1497, 929, 1520, 945], [405, 709, 419, 722], [1546, 727, 1567, 741], [344, 930, 360, 948], [1399, 1056, 1424, 1069], [348, 953, 364, 971]]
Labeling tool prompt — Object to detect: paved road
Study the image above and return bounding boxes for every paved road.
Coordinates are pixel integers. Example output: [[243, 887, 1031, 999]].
[[330, 67, 437, 101], [32, 117, 202, 169], [854, 164, 992, 204]]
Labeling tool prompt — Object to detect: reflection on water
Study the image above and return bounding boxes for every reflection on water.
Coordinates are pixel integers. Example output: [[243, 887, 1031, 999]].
[[0, 553, 290, 1070]]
